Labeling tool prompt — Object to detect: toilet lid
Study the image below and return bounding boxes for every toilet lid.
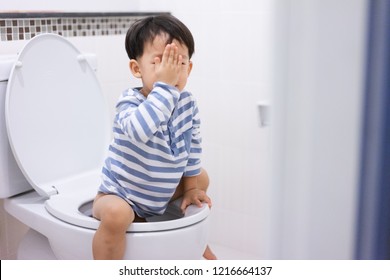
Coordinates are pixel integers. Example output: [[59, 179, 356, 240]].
[[5, 34, 110, 198]]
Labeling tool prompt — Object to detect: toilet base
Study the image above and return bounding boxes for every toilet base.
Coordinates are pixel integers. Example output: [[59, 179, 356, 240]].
[[6, 191, 210, 260], [18, 229, 56, 260]]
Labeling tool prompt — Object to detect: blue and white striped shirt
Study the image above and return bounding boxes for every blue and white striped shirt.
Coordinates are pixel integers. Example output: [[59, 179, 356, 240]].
[[98, 82, 202, 217]]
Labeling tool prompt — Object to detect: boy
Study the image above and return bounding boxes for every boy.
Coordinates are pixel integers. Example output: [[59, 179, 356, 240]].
[[92, 14, 216, 260]]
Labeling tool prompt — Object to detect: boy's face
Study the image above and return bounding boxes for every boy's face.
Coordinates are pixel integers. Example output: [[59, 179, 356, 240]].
[[130, 34, 193, 96]]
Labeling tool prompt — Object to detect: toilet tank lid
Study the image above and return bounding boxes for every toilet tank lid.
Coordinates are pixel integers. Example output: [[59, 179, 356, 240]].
[[5, 34, 110, 198]]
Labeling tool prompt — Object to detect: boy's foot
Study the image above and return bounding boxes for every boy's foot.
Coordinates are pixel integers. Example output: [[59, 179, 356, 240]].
[[203, 245, 217, 260]]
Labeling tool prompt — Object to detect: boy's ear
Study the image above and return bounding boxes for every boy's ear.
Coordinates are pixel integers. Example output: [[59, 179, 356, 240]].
[[129, 59, 142, 78], [187, 61, 193, 76]]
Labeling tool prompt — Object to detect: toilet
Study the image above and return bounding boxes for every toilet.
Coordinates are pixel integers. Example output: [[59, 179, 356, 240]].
[[0, 34, 210, 260]]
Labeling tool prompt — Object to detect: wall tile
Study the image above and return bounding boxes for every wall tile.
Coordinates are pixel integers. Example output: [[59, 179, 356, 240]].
[[0, 13, 160, 42]]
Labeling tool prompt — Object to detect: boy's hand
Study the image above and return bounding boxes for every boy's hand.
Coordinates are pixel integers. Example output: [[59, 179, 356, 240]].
[[154, 43, 183, 87], [180, 188, 212, 213]]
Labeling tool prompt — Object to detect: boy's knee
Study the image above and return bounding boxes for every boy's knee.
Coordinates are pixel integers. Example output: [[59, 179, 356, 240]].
[[99, 203, 134, 232]]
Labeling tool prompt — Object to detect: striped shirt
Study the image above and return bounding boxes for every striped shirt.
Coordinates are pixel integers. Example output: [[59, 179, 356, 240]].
[[98, 82, 202, 217]]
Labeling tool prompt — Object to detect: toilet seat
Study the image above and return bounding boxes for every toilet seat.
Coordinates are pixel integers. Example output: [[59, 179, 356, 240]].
[[45, 168, 209, 232], [5, 33, 110, 198], [5, 34, 209, 233]]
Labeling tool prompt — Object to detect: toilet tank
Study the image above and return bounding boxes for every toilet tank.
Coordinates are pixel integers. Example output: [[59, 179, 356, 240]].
[[0, 56, 32, 198]]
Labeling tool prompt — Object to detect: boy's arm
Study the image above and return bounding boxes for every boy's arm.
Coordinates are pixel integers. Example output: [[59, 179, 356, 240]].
[[116, 83, 179, 143], [180, 175, 212, 213], [183, 100, 202, 176], [180, 100, 212, 212], [116, 43, 182, 143], [181, 175, 198, 193]]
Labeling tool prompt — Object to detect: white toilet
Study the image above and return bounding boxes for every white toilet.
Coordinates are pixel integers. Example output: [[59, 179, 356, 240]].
[[0, 34, 210, 260]]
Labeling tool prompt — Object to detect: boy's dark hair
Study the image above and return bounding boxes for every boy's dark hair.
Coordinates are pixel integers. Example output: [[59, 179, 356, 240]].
[[125, 14, 195, 60]]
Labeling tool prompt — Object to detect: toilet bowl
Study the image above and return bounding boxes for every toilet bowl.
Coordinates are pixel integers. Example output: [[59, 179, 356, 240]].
[[0, 34, 210, 259]]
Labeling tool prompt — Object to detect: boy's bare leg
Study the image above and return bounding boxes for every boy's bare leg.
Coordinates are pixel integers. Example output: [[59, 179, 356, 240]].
[[172, 168, 217, 260], [92, 194, 135, 259], [93, 169, 216, 260]]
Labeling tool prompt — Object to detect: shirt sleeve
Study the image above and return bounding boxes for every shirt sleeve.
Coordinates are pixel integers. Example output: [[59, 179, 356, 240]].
[[115, 82, 180, 143], [183, 99, 202, 176]]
